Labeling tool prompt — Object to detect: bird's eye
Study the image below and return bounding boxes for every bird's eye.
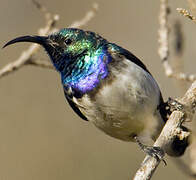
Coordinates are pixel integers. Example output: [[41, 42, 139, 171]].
[[65, 38, 72, 45]]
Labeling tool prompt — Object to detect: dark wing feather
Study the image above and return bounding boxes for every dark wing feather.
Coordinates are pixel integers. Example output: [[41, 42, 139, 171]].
[[64, 90, 88, 121], [108, 43, 150, 74], [120, 47, 151, 74], [157, 95, 169, 123]]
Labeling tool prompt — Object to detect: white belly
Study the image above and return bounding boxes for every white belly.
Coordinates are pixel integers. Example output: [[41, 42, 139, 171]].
[[75, 60, 164, 142]]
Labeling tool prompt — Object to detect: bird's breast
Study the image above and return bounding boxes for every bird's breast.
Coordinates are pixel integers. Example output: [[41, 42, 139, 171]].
[[73, 59, 164, 142], [62, 50, 112, 97]]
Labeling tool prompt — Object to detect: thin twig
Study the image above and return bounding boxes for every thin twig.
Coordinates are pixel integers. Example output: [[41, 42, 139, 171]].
[[158, 0, 196, 82], [0, 2, 98, 79], [0, 14, 58, 78], [172, 21, 187, 93], [32, 0, 51, 20], [177, 8, 196, 23], [69, 3, 99, 28], [158, 0, 169, 62], [173, 21, 184, 56], [27, 59, 54, 69], [0, 45, 41, 78]]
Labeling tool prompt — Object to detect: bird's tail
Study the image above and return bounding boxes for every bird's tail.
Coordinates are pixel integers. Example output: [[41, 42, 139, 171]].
[[159, 98, 191, 157]]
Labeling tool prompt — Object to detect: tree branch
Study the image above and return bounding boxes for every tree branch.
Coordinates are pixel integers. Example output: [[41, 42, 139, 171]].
[[158, 0, 196, 82], [177, 8, 196, 23], [133, 0, 196, 179], [133, 79, 196, 180], [0, 1, 98, 78]]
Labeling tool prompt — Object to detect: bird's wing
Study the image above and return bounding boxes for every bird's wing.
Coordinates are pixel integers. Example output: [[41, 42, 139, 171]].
[[63, 89, 88, 121], [124, 49, 170, 122], [108, 43, 168, 122], [121, 49, 150, 74], [108, 43, 150, 74], [122, 49, 169, 122]]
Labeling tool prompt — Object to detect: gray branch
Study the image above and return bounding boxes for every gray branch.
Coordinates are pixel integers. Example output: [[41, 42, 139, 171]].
[[0, 1, 98, 78]]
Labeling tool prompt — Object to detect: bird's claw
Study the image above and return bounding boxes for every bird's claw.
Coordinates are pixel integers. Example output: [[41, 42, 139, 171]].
[[144, 146, 167, 166], [168, 97, 184, 112], [134, 136, 167, 166]]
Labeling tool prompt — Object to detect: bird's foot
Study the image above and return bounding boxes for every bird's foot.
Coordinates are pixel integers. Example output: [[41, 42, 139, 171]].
[[134, 136, 167, 166], [167, 97, 184, 112]]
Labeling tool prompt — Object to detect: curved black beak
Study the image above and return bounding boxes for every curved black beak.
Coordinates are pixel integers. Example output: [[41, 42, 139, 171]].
[[3, 35, 48, 48]]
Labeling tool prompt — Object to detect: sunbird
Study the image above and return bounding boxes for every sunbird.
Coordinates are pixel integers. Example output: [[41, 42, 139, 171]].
[[3, 28, 189, 158]]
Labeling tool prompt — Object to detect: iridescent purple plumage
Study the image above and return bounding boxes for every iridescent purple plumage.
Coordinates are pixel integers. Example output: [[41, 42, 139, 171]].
[[62, 49, 111, 95], [41, 28, 111, 96]]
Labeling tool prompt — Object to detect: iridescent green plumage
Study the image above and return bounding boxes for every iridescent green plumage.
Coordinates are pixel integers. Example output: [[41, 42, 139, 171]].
[[47, 28, 112, 97]]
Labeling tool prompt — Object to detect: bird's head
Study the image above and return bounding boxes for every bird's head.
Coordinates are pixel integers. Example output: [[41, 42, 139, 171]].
[[3, 28, 112, 95], [3, 28, 107, 72]]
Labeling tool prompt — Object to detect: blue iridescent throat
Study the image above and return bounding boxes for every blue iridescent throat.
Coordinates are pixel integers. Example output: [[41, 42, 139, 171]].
[[59, 48, 112, 96]]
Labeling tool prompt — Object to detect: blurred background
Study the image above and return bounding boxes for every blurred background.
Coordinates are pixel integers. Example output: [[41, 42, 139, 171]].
[[0, 0, 196, 179]]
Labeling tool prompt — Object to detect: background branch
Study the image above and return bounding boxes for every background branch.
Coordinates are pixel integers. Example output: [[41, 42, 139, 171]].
[[134, 0, 196, 179], [171, 21, 188, 93], [158, 0, 196, 82], [0, 1, 98, 79]]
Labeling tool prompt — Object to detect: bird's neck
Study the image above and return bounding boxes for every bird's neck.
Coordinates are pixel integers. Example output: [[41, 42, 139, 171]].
[[59, 47, 112, 97]]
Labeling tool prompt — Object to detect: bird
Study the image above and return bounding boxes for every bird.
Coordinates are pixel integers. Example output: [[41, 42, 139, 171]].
[[3, 28, 189, 158]]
